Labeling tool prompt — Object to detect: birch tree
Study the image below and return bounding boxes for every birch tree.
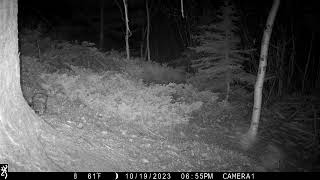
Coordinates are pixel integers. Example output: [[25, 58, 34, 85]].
[[122, 0, 130, 60], [241, 0, 280, 150]]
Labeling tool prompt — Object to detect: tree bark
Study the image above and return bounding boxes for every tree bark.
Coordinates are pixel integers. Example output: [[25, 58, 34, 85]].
[[180, 0, 185, 18], [146, 0, 151, 61], [241, 0, 280, 150], [0, 0, 50, 171], [122, 0, 130, 60]]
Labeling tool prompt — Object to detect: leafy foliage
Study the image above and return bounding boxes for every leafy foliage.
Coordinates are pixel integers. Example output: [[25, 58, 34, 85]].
[[20, 28, 219, 131], [121, 57, 186, 84], [40, 68, 217, 130], [19, 29, 187, 85]]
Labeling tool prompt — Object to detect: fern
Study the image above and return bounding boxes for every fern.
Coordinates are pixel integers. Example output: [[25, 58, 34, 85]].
[[189, 0, 254, 99]]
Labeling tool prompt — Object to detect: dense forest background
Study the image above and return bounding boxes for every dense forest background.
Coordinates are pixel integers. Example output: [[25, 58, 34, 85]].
[[18, 0, 320, 97]]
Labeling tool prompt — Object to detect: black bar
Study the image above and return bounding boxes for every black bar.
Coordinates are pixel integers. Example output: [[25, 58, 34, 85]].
[[3, 172, 320, 180]]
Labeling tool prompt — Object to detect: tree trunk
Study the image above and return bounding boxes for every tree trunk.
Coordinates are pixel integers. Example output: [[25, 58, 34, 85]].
[[123, 0, 130, 60], [146, 0, 151, 61], [180, 0, 185, 18], [140, 26, 145, 58], [0, 0, 50, 171], [241, 0, 280, 150]]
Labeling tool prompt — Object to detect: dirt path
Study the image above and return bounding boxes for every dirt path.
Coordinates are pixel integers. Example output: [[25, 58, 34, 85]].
[[37, 104, 260, 172]]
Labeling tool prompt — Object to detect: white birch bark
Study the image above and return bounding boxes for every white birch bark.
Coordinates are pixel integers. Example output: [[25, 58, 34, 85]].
[[123, 0, 130, 60], [241, 0, 280, 150]]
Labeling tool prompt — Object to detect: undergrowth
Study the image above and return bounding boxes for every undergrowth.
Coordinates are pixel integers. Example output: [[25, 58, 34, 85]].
[[19, 29, 263, 171], [19, 28, 227, 134], [40, 65, 218, 131]]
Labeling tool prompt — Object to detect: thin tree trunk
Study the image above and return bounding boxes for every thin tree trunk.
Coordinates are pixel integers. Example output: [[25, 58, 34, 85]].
[[241, 0, 280, 150], [99, 0, 104, 49], [317, 57, 320, 88], [0, 0, 50, 171], [180, 0, 185, 18], [302, 32, 314, 92], [141, 26, 145, 58], [122, 0, 130, 60], [287, 22, 295, 89], [146, 0, 151, 61]]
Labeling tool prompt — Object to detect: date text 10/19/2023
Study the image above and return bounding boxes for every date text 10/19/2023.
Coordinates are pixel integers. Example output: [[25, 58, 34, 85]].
[[124, 172, 255, 180]]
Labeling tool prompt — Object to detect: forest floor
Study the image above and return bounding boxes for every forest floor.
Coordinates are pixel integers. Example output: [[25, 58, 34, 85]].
[[18, 32, 320, 172], [25, 86, 320, 172]]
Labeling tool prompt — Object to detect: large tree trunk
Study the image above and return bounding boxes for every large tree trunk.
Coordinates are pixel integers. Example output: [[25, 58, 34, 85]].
[[0, 0, 50, 171], [241, 0, 280, 150]]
